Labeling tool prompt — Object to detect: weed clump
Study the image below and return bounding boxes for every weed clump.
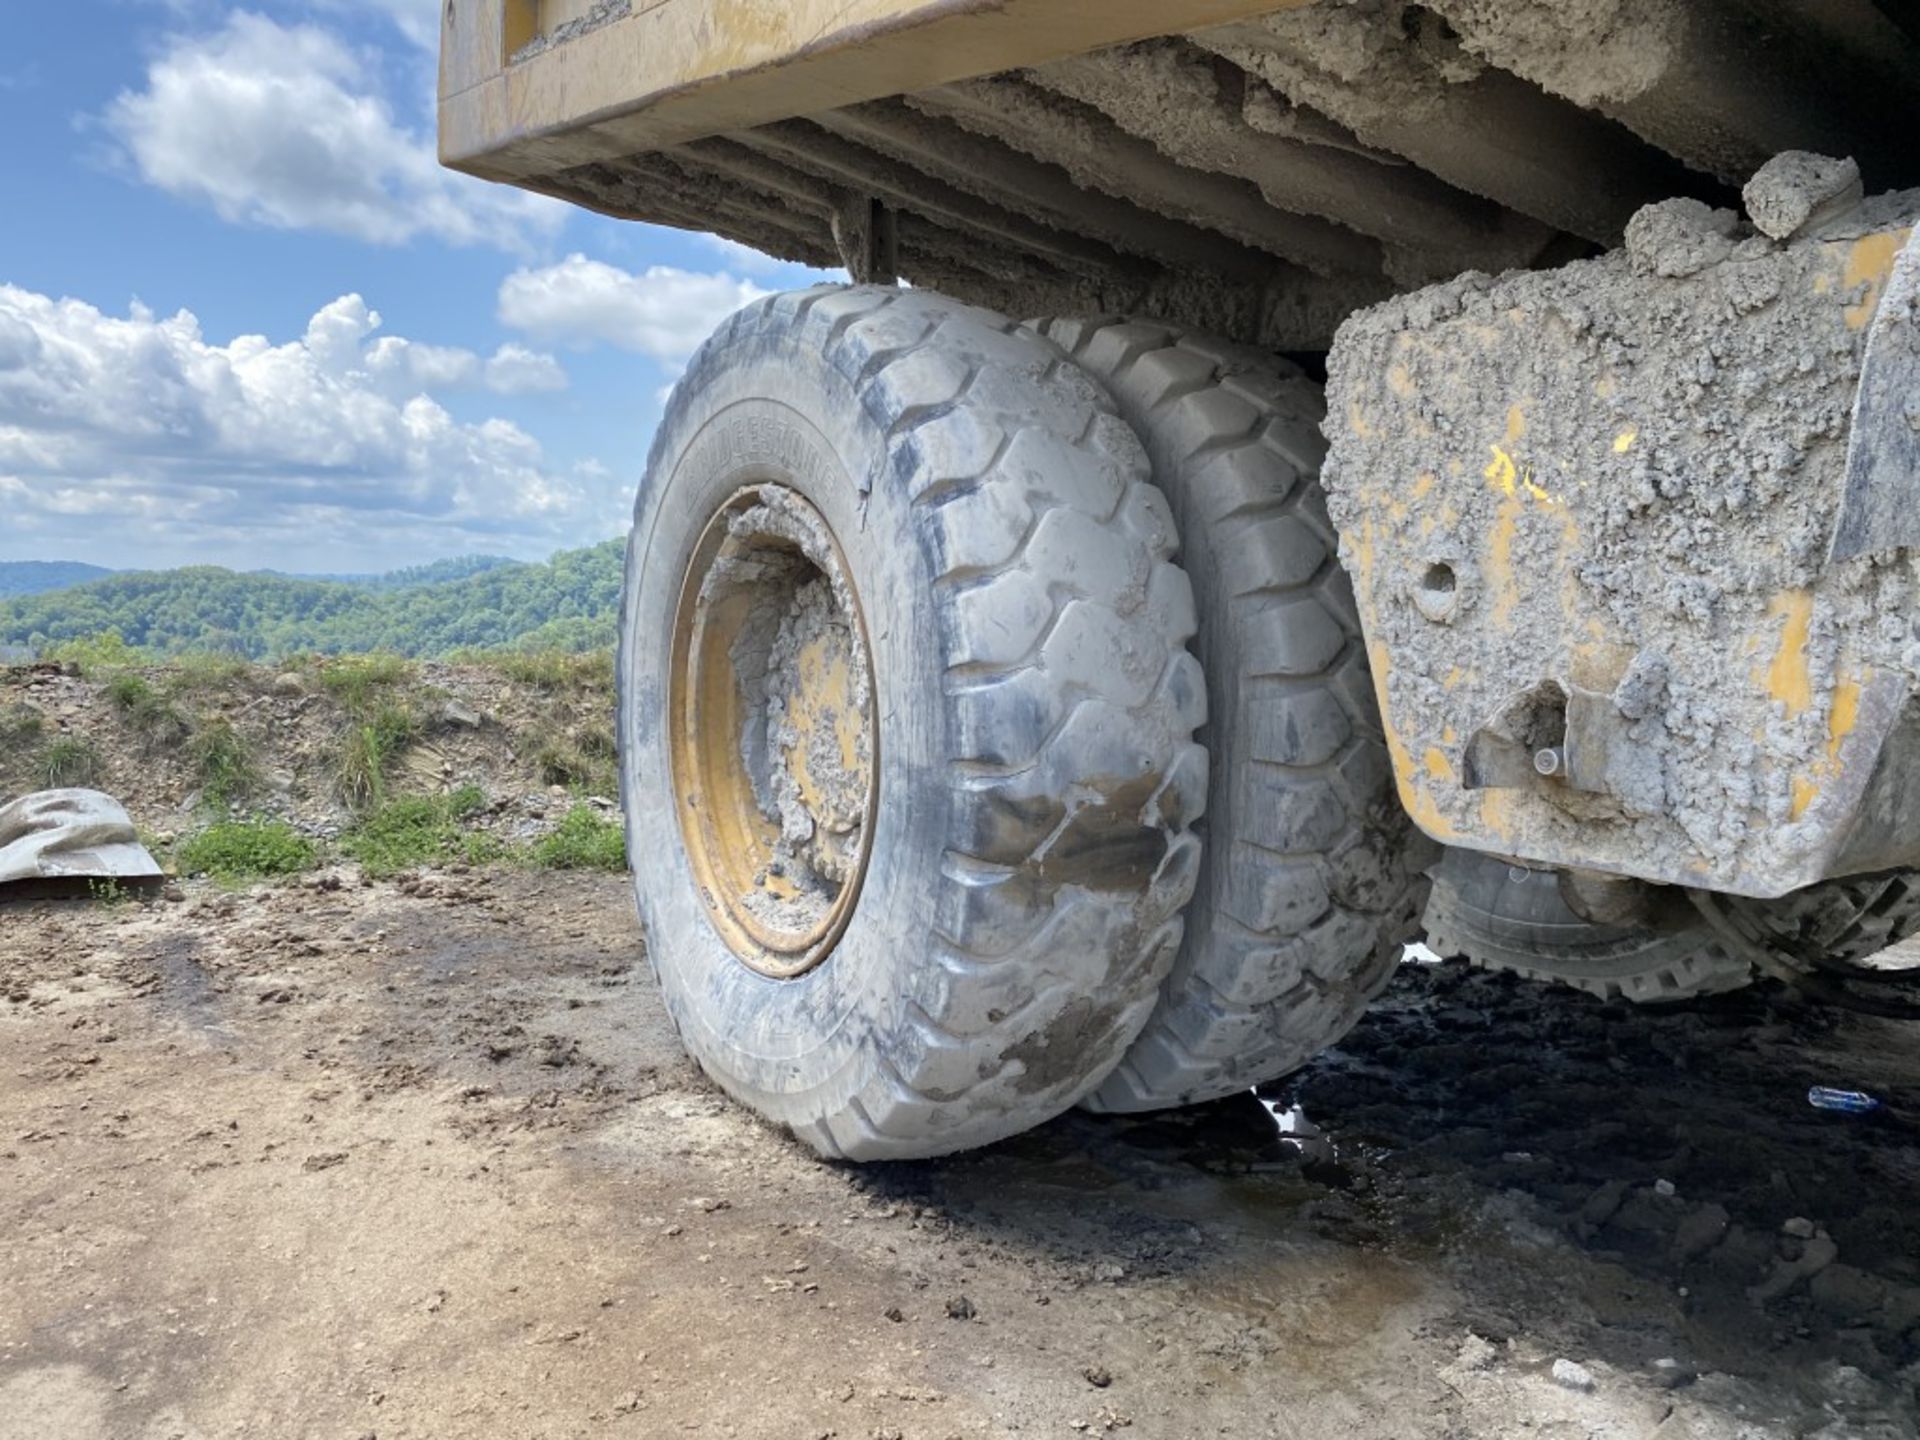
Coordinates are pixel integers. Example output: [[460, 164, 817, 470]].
[[531, 723, 618, 794], [40, 736, 101, 788], [103, 672, 148, 709], [0, 703, 42, 746], [87, 876, 137, 906], [44, 631, 140, 677], [334, 704, 419, 811], [177, 819, 316, 882], [105, 672, 191, 747], [189, 717, 257, 808], [168, 653, 254, 694]]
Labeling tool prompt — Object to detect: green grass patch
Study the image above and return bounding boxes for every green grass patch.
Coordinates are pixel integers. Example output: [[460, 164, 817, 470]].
[[458, 648, 613, 694], [103, 671, 150, 709], [340, 785, 503, 878], [531, 804, 627, 872], [188, 717, 258, 808], [40, 736, 101, 788], [167, 653, 255, 694], [314, 652, 415, 716], [334, 703, 419, 811], [177, 819, 317, 882]]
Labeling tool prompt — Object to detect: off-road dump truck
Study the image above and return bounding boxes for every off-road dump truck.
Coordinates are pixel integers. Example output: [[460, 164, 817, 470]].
[[439, 0, 1920, 1159]]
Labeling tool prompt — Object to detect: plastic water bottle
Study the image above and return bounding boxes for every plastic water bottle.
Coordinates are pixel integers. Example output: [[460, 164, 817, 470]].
[[1807, 1086, 1880, 1114]]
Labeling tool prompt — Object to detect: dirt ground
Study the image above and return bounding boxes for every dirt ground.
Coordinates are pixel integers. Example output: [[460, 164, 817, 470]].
[[4, 868, 1918, 1440]]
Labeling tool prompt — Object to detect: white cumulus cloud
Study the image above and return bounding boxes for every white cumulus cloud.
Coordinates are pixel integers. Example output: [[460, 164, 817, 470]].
[[497, 255, 767, 359], [0, 284, 618, 570], [297, 304, 569, 397], [103, 12, 561, 251], [484, 343, 569, 395], [365, 333, 484, 394], [323, 0, 445, 51]]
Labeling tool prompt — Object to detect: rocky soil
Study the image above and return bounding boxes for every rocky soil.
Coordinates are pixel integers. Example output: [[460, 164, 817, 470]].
[[4, 861, 1918, 1439], [0, 658, 618, 849]]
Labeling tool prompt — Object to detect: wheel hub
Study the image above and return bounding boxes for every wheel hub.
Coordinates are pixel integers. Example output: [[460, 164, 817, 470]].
[[669, 484, 877, 978]]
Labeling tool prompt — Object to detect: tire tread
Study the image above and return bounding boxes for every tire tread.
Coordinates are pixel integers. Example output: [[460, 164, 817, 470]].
[[1034, 317, 1426, 1112]]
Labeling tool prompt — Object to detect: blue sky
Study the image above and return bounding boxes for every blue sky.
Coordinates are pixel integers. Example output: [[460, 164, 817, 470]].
[[0, 0, 836, 573]]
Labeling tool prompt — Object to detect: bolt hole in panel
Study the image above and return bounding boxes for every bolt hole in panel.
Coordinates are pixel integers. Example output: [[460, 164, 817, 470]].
[[1414, 561, 1458, 623]]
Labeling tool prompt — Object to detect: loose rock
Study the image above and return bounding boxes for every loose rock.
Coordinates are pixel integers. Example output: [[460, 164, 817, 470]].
[[1551, 1358, 1596, 1392]]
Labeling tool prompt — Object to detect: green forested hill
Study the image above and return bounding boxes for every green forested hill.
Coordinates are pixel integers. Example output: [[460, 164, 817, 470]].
[[0, 561, 116, 599], [0, 541, 623, 658]]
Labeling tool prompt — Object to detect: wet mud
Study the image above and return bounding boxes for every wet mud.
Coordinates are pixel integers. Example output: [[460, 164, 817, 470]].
[[3, 872, 1916, 1437]]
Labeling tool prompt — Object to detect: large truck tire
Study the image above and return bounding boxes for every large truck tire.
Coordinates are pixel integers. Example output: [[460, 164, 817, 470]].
[[1425, 850, 1920, 1003], [1033, 318, 1426, 1113], [1422, 849, 1751, 1003], [619, 286, 1207, 1161], [1729, 871, 1920, 974]]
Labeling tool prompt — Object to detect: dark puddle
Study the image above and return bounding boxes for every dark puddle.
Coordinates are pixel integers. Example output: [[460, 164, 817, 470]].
[[1094, 959, 1920, 1388], [142, 932, 236, 1045]]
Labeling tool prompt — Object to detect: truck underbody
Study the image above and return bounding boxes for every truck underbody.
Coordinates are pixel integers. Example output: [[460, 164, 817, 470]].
[[444, 0, 1920, 350], [439, 0, 1920, 1155]]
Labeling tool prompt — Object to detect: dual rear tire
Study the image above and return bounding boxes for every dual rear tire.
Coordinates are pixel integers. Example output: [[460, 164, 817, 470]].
[[620, 286, 1418, 1158]]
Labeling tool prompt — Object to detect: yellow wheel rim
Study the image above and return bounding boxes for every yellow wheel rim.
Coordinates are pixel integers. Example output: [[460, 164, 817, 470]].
[[668, 484, 878, 978]]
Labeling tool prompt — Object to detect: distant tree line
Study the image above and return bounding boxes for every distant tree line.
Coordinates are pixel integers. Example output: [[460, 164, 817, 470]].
[[263, 554, 521, 590], [0, 560, 115, 599], [0, 540, 623, 659]]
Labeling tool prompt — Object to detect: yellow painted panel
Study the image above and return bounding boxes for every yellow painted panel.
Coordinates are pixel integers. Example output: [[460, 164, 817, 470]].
[[442, 0, 507, 102], [1828, 676, 1863, 761], [1766, 590, 1814, 717], [442, 0, 1316, 178], [1842, 228, 1911, 330]]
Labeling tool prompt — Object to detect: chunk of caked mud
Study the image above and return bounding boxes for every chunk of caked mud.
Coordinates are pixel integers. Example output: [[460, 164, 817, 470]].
[[1743, 152, 1865, 242]]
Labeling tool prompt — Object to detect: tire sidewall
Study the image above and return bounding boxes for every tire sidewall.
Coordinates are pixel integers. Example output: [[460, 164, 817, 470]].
[[621, 320, 950, 1126]]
